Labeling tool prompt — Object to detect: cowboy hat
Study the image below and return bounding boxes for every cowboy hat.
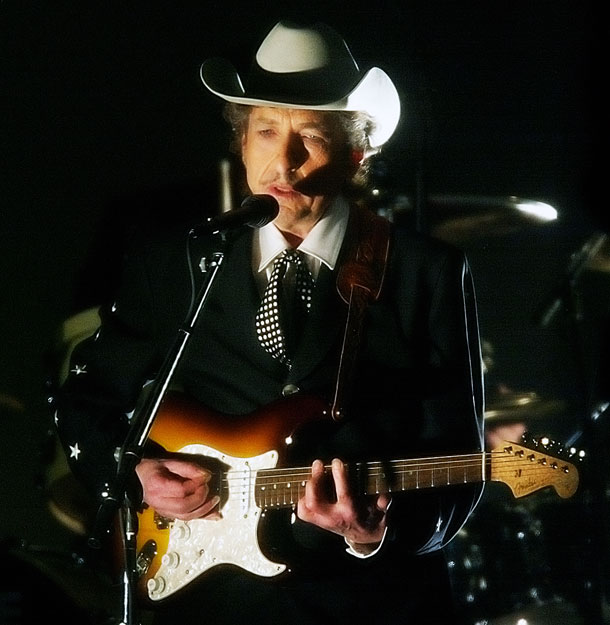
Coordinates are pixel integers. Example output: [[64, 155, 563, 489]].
[[200, 21, 401, 150]]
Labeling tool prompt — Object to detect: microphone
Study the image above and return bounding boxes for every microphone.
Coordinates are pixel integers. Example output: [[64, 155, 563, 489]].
[[191, 194, 279, 237]]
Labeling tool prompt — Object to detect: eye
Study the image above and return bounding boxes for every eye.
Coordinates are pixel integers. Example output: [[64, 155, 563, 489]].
[[258, 128, 276, 138], [302, 133, 328, 147]]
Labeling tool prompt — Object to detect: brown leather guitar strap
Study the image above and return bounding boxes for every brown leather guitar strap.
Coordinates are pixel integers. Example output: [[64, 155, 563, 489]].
[[331, 205, 391, 420]]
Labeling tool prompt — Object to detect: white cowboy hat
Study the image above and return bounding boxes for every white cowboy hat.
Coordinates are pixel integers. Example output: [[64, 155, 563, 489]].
[[200, 21, 401, 150]]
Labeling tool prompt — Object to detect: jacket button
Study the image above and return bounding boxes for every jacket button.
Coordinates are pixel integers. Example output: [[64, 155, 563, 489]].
[[282, 384, 300, 396]]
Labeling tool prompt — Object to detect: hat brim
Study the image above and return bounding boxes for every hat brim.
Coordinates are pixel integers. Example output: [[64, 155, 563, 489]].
[[200, 59, 400, 149]]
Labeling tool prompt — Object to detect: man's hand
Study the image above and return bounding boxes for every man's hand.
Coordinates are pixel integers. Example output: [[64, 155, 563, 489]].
[[135, 457, 220, 521], [297, 458, 390, 552]]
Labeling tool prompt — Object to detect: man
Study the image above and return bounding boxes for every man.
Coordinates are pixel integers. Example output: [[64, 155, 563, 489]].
[[56, 21, 484, 624]]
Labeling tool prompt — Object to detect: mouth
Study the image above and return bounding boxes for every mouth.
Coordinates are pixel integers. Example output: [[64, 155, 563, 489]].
[[267, 183, 300, 199]]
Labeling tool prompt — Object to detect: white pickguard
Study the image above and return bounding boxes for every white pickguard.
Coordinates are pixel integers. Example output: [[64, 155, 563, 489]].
[[146, 444, 286, 601]]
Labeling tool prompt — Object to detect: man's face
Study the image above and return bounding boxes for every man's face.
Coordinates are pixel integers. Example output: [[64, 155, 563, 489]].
[[241, 107, 355, 238]]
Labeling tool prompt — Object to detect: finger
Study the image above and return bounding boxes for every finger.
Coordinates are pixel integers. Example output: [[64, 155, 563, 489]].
[[155, 493, 220, 521], [377, 493, 392, 512], [147, 471, 198, 499], [304, 459, 325, 508], [146, 467, 211, 504], [330, 458, 350, 503], [178, 478, 212, 503], [183, 494, 221, 520], [162, 459, 211, 481]]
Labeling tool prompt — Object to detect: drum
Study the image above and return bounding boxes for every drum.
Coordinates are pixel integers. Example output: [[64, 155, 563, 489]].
[[1, 541, 119, 625], [446, 495, 557, 623]]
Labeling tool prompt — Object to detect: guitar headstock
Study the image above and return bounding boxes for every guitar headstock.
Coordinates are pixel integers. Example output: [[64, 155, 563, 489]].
[[490, 436, 581, 499]]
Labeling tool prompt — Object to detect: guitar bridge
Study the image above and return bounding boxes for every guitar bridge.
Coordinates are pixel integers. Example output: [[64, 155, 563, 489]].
[[153, 512, 173, 530]]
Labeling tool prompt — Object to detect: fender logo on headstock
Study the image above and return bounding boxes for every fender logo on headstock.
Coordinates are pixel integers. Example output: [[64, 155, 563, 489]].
[[490, 438, 581, 499]]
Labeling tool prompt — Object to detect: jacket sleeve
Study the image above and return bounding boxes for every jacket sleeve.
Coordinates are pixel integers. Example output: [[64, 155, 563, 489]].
[[54, 241, 163, 500], [416, 255, 484, 554], [387, 241, 486, 555]]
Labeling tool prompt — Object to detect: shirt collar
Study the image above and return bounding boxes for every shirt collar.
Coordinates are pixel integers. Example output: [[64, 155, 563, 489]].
[[256, 195, 350, 273]]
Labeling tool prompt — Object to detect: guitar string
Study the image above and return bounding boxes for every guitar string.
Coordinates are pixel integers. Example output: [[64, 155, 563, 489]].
[[253, 453, 574, 477], [220, 457, 575, 491], [215, 460, 576, 507], [222, 453, 574, 480], [244, 465, 576, 508]]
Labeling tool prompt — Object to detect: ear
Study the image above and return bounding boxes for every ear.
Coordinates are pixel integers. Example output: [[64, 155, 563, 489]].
[[352, 149, 364, 164], [349, 149, 365, 174]]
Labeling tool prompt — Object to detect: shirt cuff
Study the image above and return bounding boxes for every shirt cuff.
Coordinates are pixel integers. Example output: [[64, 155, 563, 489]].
[[344, 525, 388, 559]]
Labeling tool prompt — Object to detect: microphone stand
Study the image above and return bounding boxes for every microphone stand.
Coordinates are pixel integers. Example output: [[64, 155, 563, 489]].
[[88, 240, 227, 625]]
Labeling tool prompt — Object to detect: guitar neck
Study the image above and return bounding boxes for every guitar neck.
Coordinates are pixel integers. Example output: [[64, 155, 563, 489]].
[[253, 453, 487, 510]]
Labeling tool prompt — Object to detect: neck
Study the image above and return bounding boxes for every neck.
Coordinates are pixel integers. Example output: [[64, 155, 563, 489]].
[[280, 230, 304, 248]]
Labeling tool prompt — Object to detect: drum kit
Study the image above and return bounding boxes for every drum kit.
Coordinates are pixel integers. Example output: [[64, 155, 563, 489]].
[[32, 191, 608, 624], [372, 189, 609, 623], [411, 193, 608, 625]]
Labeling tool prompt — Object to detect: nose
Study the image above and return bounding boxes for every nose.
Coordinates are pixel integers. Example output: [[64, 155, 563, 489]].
[[275, 134, 307, 176]]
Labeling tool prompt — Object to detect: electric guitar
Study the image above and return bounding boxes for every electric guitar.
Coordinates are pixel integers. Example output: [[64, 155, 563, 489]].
[[133, 393, 579, 602]]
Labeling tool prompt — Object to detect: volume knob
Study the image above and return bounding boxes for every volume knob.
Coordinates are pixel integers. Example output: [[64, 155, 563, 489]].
[[147, 576, 166, 597], [162, 551, 180, 568], [175, 523, 191, 540]]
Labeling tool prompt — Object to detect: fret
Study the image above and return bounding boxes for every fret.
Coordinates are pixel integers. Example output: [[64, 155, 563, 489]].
[[254, 453, 486, 508]]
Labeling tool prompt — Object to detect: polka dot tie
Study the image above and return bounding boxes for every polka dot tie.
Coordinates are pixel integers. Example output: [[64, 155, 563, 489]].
[[255, 250, 314, 366]]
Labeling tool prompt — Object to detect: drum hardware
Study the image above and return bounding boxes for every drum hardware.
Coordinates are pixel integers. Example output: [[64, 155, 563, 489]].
[[583, 234, 610, 274], [533, 231, 608, 329]]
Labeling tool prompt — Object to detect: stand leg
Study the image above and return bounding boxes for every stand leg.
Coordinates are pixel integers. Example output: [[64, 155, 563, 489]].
[[117, 499, 141, 625]]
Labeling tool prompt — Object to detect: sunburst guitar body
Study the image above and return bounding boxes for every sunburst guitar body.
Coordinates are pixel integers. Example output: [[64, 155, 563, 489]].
[[132, 393, 580, 602]]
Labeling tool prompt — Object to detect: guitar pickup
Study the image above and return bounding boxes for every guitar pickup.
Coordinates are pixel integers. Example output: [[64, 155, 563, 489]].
[[136, 539, 158, 577]]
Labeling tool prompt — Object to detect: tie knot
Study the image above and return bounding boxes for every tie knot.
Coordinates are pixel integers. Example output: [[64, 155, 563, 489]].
[[278, 249, 303, 266], [271, 249, 310, 285]]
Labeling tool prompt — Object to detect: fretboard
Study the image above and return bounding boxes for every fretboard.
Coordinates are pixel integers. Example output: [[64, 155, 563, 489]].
[[253, 453, 486, 509]]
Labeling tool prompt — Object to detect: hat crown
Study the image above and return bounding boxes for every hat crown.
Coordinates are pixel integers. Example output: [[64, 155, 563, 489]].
[[255, 22, 355, 74]]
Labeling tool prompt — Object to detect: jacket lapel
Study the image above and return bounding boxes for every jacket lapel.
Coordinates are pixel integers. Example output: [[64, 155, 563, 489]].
[[287, 263, 348, 384], [189, 230, 283, 372]]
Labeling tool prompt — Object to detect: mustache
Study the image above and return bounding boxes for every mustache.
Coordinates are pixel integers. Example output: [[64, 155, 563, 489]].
[[261, 162, 345, 197], [262, 173, 300, 189]]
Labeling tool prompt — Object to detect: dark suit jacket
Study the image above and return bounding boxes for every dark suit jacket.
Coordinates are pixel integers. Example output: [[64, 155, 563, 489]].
[[56, 206, 484, 622]]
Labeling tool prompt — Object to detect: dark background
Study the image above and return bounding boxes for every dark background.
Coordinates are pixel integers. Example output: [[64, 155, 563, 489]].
[[1, 2, 607, 624]]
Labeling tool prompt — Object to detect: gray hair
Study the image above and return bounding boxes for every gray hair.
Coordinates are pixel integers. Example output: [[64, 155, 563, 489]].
[[222, 103, 377, 192]]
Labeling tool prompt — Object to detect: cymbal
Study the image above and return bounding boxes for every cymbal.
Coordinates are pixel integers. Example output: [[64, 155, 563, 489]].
[[484, 390, 565, 423], [427, 195, 557, 243]]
